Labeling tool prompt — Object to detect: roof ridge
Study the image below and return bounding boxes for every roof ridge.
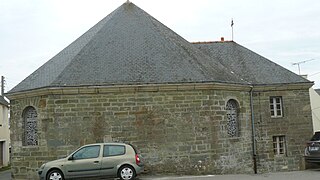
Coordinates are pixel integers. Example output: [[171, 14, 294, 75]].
[[191, 40, 234, 44], [48, 2, 246, 87], [51, 4, 123, 86], [8, 2, 123, 93], [8, 2, 262, 94]]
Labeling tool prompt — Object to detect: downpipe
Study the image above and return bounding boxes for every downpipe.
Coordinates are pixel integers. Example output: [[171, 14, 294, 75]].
[[250, 86, 257, 174]]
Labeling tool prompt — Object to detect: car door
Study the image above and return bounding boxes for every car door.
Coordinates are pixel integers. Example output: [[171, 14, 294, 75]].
[[100, 145, 126, 177], [64, 145, 102, 178]]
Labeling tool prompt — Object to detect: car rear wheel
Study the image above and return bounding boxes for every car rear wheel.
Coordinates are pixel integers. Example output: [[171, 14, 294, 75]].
[[47, 169, 64, 180], [118, 165, 136, 180]]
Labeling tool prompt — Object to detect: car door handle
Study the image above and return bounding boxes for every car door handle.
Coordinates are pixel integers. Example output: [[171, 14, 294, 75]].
[[93, 161, 100, 164]]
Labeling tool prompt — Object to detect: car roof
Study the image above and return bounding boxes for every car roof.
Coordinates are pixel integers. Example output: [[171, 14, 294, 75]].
[[311, 132, 320, 141], [82, 142, 128, 146]]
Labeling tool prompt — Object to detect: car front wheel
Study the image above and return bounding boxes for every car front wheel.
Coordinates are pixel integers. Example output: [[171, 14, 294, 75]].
[[118, 165, 136, 180], [47, 169, 64, 180]]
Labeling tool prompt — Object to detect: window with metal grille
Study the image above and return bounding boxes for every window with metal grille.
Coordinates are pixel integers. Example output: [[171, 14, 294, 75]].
[[273, 136, 286, 155], [23, 106, 38, 146], [226, 99, 239, 137], [270, 97, 283, 117]]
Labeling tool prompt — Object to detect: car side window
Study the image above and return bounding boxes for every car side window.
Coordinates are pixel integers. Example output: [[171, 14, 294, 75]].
[[103, 145, 125, 157], [73, 145, 100, 160]]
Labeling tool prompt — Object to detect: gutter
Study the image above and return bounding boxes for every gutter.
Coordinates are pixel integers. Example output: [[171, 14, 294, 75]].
[[250, 86, 257, 174]]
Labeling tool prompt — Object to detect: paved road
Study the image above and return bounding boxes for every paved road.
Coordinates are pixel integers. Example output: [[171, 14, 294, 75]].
[[0, 169, 11, 180], [1, 169, 319, 180], [142, 169, 320, 180]]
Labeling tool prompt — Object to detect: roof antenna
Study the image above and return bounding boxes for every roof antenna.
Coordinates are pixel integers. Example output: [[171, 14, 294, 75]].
[[292, 59, 315, 75]]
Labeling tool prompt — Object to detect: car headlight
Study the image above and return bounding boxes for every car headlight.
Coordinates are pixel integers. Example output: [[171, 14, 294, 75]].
[[304, 147, 310, 156]]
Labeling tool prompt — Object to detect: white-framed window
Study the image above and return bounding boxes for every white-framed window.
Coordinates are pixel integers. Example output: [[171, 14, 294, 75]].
[[270, 97, 283, 117], [273, 136, 286, 155]]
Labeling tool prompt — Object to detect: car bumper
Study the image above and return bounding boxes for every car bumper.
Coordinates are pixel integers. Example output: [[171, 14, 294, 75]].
[[135, 164, 145, 175], [305, 156, 320, 163], [37, 169, 46, 180]]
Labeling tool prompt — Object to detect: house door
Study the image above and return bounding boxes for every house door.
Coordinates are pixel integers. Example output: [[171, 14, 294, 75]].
[[0, 141, 3, 166]]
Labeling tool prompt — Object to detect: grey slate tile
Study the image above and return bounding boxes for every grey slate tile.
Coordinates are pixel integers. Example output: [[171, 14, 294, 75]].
[[8, 2, 310, 94], [9, 2, 244, 94], [195, 41, 310, 85]]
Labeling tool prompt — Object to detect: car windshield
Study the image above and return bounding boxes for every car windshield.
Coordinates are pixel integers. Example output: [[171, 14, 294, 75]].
[[310, 132, 320, 141]]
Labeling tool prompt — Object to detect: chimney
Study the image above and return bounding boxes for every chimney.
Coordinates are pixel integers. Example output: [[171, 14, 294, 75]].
[[220, 37, 224, 42]]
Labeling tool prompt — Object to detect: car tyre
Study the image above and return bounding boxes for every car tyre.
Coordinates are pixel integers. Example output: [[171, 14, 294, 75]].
[[118, 165, 136, 180], [47, 169, 64, 180]]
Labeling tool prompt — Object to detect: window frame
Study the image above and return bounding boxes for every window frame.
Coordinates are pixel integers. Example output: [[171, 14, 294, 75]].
[[269, 96, 283, 118], [273, 135, 286, 156], [226, 99, 240, 137], [22, 106, 38, 146], [103, 145, 126, 157], [72, 145, 101, 160]]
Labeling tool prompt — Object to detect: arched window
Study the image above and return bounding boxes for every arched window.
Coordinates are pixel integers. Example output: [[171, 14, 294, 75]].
[[23, 106, 38, 146], [226, 99, 240, 137]]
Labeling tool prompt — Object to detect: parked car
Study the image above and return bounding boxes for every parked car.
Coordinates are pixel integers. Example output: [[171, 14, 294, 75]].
[[305, 131, 320, 164], [38, 142, 144, 180]]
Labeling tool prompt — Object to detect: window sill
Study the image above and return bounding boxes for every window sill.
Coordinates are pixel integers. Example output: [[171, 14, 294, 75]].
[[271, 116, 284, 119], [22, 145, 39, 148], [273, 154, 288, 159], [228, 136, 241, 142]]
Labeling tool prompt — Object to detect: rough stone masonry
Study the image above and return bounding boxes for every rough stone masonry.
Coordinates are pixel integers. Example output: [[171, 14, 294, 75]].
[[8, 83, 313, 179]]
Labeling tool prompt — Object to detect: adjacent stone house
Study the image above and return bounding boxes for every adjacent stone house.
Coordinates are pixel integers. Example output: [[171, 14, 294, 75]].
[[310, 88, 320, 132], [6, 2, 314, 179]]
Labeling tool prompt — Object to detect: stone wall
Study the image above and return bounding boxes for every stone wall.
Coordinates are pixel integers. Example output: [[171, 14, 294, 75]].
[[8, 84, 314, 179], [9, 87, 253, 179], [253, 89, 313, 173]]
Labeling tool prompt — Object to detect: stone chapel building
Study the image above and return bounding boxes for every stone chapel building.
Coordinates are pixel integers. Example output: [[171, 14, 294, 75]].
[[7, 2, 314, 179]]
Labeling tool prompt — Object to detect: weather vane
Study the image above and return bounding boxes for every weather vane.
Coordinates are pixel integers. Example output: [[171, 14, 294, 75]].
[[231, 18, 234, 41]]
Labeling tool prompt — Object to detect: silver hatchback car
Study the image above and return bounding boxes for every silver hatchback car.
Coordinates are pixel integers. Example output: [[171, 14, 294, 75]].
[[38, 142, 144, 180]]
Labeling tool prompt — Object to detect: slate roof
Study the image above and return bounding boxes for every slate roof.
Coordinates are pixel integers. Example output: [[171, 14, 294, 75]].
[[194, 41, 310, 85], [8, 2, 245, 94], [316, 89, 320, 96], [0, 96, 9, 107], [8, 2, 311, 94]]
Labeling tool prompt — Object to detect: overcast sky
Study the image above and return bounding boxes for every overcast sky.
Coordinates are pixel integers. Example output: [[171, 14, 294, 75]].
[[1, 0, 320, 92]]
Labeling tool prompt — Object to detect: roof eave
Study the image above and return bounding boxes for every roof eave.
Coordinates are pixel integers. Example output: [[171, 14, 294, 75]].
[[0, 96, 10, 107], [5, 82, 252, 100], [252, 81, 314, 91]]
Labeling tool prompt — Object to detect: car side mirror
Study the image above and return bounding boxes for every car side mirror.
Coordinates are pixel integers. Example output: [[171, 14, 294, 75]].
[[68, 156, 74, 161]]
